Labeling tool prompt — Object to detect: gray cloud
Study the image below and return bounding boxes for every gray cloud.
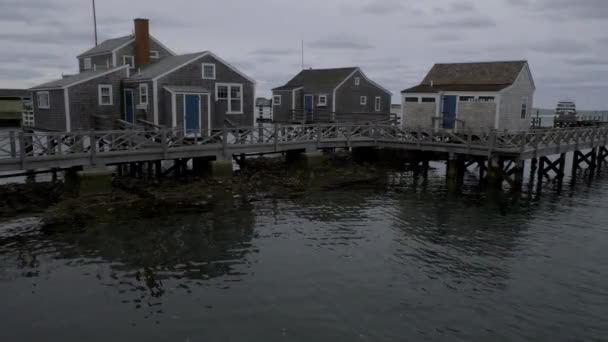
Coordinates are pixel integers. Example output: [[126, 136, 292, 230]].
[[507, 0, 608, 20], [308, 36, 374, 50], [359, 0, 404, 15], [431, 33, 463, 42], [411, 16, 496, 29], [0, 0, 607, 109], [249, 48, 299, 56], [535, 39, 590, 55], [564, 57, 608, 67], [0, 68, 45, 80]]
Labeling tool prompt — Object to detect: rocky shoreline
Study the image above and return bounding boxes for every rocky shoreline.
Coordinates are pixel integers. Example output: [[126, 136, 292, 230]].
[[0, 154, 387, 230]]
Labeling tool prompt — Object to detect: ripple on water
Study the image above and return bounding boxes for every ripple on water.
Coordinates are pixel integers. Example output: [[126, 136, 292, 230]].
[[1, 170, 608, 341]]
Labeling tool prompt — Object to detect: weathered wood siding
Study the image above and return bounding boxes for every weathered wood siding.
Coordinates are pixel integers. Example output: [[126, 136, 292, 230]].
[[402, 100, 437, 129], [32, 89, 66, 131], [158, 54, 254, 129], [458, 101, 497, 131], [271, 90, 293, 123], [335, 70, 391, 118], [115, 38, 173, 69], [499, 64, 534, 131], [68, 68, 128, 130], [78, 53, 113, 72]]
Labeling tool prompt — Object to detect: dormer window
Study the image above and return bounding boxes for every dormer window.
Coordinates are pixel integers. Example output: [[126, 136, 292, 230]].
[[355, 77, 360, 86], [150, 50, 160, 59], [83, 57, 92, 70], [123, 56, 135, 68]]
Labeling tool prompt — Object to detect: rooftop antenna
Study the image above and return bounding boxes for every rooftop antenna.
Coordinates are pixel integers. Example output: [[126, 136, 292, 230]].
[[92, 0, 98, 46], [301, 40, 304, 70]]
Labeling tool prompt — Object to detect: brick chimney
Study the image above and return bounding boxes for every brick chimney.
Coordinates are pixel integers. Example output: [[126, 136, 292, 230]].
[[134, 18, 150, 67]]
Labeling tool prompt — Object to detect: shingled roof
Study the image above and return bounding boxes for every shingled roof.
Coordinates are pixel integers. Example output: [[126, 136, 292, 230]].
[[30, 65, 129, 90], [77, 35, 133, 57], [402, 61, 528, 93], [126, 52, 208, 81], [273, 67, 358, 91]]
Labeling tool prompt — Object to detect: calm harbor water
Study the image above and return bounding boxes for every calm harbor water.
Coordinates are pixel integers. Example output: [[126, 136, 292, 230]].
[[1, 167, 608, 341]]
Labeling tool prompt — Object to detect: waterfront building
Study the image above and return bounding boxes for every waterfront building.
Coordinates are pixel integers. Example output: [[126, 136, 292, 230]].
[[0, 89, 32, 127], [401, 60, 535, 132], [30, 19, 255, 132], [272, 67, 391, 123], [255, 97, 273, 122]]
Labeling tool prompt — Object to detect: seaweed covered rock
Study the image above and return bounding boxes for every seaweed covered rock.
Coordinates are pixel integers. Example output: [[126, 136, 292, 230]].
[[0, 182, 63, 218]]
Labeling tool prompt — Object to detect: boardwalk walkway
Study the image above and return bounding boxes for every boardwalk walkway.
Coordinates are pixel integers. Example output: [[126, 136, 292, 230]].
[[1, 124, 608, 173]]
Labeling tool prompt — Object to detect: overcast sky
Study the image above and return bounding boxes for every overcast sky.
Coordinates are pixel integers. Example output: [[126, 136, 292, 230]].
[[1, 0, 607, 109]]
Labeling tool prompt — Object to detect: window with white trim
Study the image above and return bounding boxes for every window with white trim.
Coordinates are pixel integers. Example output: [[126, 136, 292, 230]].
[[83, 57, 92, 70], [123, 55, 135, 68], [216, 84, 243, 114], [98, 85, 113, 106], [405, 97, 418, 103], [521, 97, 528, 119], [150, 50, 160, 59], [375, 96, 382, 111], [479, 96, 495, 102], [355, 77, 360, 86], [217, 85, 228, 100], [273, 95, 281, 106], [360, 96, 367, 105], [37, 92, 50, 109], [139, 84, 149, 105], [202, 63, 216, 80], [318, 95, 327, 106]]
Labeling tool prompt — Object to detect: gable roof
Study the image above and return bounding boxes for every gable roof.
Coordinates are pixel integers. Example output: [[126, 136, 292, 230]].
[[256, 97, 272, 106], [77, 35, 133, 57], [125, 51, 255, 84], [30, 65, 129, 90], [273, 67, 358, 91], [77, 35, 176, 58], [402, 60, 528, 93], [126, 52, 208, 81]]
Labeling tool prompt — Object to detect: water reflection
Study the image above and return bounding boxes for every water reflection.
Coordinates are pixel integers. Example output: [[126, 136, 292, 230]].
[[0, 197, 256, 312], [1, 169, 608, 341]]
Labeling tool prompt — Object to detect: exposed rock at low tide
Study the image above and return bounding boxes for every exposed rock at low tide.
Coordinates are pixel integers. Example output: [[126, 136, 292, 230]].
[[37, 155, 385, 230]]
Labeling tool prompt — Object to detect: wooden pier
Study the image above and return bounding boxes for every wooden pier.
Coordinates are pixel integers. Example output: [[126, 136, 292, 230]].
[[1, 124, 608, 189]]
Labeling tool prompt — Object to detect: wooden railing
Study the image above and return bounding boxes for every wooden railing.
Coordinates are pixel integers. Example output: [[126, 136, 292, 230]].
[[2, 124, 608, 171]]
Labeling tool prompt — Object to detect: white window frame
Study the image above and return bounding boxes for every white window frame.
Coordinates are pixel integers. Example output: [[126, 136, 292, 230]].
[[83, 57, 92, 70], [122, 55, 135, 68], [360, 96, 367, 105], [375, 96, 382, 112], [139, 83, 149, 105], [216, 83, 243, 114], [98, 85, 113, 106], [355, 77, 360, 86], [521, 97, 528, 119], [149, 50, 160, 59], [318, 95, 327, 106], [273, 95, 281, 106], [202, 63, 216, 80], [37, 91, 50, 109]]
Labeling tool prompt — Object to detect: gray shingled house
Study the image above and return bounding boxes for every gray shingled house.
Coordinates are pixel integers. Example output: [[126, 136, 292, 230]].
[[401, 61, 535, 132], [30, 18, 255, 132], [272, 67, 391, 123]]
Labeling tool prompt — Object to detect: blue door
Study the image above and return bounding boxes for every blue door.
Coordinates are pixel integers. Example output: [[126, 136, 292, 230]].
[[304, 95, 314, 122], [442, 95, 457, 129], [124, 89, 134, 123], [185, 95, 200, 130]]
